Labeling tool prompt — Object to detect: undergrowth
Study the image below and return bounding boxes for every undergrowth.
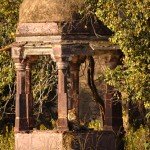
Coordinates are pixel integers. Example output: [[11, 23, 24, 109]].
[[124, 125, 150, 150], [0, 126, 14, 150]]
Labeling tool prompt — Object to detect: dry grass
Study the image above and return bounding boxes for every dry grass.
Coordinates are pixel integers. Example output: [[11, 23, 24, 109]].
[[19, 0, 84, 23]]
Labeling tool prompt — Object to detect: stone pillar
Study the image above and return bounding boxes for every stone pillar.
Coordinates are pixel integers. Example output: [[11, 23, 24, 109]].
[[25, 62, 34, 130], [69, 58, 80, 121], [104, 85, 113, 130], [103, 51, 123, 132], [14, 62, 28, 132], [56, 59, 69, 131]]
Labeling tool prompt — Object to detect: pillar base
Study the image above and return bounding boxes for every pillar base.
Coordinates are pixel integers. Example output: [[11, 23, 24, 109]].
[[58, 118, 68, 131], [15, 130, 116, 150]]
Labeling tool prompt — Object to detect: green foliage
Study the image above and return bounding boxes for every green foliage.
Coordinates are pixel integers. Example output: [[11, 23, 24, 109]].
[[0, 1, 22, 149], [94, 1, 150, 148], [0, 126, 14, 150], [0, 52, 15, 125], [88, 119, 103, 130], [124, 126, 150, 150], [96, 0, 150, 123], [96, 0, 150, 102], [0, 0, 21, 125], [0, 53, 14, 95], [0, 0, 22, 47], [32, 56, 58, 128], [84, 0, 98, 13]]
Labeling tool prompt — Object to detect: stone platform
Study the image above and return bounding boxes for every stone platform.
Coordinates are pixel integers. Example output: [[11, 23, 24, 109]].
[[15, 130, 116, 150]]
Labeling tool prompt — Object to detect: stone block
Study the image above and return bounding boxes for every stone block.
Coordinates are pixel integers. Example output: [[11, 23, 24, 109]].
[[15, 130, 116, 150]]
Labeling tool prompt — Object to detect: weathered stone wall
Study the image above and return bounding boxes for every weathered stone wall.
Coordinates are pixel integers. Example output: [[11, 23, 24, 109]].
[[15, 131, 63, 150], [15, 130, 116, 150]]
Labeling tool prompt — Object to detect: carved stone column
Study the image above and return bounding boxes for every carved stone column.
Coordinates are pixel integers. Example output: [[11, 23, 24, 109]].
[[69, 57, 81, 121], [102, 51, 123, 132], [104, 85, 113, 130], [12, 45, 34, 132], [56, 58, 69, 131], [25, 62, 34, 130], [14, 62, 28, 132]]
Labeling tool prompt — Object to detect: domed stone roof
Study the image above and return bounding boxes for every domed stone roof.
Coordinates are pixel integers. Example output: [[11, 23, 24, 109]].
[[19, 0, 84, 23]]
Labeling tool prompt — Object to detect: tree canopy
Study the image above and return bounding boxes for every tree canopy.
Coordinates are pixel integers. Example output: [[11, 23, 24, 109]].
[[0, 0, 21, 126], [96, 0, 150, 122]]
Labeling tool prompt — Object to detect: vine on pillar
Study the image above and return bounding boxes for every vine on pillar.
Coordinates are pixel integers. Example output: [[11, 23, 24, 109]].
[[87, 56, 105, 122]]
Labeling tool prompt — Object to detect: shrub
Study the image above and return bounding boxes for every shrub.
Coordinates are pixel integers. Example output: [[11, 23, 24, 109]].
[[0, 126, 14, 150], [124, 125, 150, 150]]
